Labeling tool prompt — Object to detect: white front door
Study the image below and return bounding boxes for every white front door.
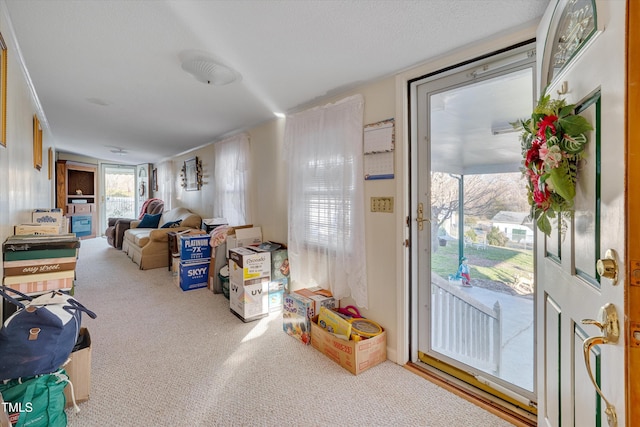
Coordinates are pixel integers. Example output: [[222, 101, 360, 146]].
[[536, 1, 626, 426]]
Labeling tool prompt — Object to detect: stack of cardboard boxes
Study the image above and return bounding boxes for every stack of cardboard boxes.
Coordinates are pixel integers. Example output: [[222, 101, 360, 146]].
[[14, 208, 68, 236], [228, 246, 271, 322], [171, 230, 211, 291], [281, 285, 388, 375], [2, 234, 79, 304]]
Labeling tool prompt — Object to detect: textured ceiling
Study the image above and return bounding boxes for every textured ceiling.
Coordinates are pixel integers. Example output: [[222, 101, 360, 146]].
[[4, 0, 549, 164]]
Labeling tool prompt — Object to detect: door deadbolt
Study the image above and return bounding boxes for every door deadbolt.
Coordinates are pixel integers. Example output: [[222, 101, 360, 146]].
[[596, 249, 619, 285]]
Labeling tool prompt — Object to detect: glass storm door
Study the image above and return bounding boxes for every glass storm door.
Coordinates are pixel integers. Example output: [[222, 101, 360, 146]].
[[411, 45, 537, 413]]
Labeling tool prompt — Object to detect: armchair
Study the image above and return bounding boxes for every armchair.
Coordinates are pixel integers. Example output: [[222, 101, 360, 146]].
[[106, 198, 164, 249]]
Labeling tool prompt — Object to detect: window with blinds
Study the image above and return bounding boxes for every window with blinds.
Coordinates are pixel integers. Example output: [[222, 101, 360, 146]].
[[303, 156, 354, 248]]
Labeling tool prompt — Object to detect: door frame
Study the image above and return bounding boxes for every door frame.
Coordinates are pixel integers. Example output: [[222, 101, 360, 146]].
[[626, 0, 639, 422]]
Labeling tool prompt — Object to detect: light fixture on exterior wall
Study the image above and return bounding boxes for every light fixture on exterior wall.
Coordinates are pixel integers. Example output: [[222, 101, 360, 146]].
[[181, 56, 239, 86]]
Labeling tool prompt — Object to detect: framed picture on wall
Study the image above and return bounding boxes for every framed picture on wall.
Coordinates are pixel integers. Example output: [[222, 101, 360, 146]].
[[152, 167, 158, 191], [33, 115, 43, 170], [182, 157, 201, 191]]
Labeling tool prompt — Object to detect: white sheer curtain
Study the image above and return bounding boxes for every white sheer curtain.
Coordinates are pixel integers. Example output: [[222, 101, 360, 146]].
[[156, 160, 173, 210], [213, 133, 250, 225], [284, 94, 368, 307]]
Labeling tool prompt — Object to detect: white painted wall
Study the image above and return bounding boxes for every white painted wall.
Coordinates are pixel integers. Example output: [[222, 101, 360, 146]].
[[0, 8, 54, 275]]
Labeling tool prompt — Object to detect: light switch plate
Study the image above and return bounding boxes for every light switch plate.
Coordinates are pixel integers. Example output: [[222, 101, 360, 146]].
[[371, 197, 394, 213]]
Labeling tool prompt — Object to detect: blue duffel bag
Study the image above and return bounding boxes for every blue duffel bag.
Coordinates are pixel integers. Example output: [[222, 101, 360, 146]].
[[0, 287, 96, 381]]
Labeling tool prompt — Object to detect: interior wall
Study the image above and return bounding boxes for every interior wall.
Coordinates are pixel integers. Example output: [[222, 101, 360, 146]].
[[168, 143, 215, 220], [132, 22, 539, 366], [243, 78, 399, 359], [0, 6, 53, 272]]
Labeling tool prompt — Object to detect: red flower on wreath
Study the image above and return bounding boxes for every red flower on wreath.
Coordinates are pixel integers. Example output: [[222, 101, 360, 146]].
[[537, 115, 558, 139]]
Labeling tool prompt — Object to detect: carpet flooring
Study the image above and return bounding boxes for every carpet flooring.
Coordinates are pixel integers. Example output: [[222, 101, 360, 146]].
[[64, 237, 514, 426]]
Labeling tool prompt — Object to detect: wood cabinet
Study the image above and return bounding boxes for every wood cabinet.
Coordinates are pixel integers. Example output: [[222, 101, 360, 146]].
[[56, 160, 97, 239]]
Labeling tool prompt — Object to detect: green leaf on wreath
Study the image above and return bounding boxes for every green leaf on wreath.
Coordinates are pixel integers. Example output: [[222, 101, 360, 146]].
[[558, 104, 575, 118], [548, 162, 576, 202], [558, 114, 593, 136], [537, 213, 552, 236], [560, 133, 587, 154]]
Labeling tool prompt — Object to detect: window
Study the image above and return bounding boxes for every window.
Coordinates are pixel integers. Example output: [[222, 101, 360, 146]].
[[284, 95, 368, 306], [213, 133, 250, 225]]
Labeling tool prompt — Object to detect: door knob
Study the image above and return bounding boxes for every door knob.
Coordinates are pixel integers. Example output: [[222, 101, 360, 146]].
[[581, 303, 619, 427], [596, 249, 619, 285]]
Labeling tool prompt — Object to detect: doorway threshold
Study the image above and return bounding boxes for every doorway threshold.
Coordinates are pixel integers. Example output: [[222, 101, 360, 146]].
[[404, 362, 536, 427]]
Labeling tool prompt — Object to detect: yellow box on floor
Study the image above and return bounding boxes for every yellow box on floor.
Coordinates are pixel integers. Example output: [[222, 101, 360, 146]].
[[310, 315, 386, 375], [63, 327, 92, 407]]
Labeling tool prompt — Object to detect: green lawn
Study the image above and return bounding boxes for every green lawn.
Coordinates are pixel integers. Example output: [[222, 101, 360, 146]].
[[431, 239, 533, 285]]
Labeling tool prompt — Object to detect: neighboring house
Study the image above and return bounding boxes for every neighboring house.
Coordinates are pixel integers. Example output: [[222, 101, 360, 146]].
[[491, 211, 534, 243]]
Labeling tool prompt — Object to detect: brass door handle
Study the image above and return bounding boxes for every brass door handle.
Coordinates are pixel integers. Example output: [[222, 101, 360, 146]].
[[415, 202, 431, 231], [583, 336, 617, 427], [581, 303, 619, 427]]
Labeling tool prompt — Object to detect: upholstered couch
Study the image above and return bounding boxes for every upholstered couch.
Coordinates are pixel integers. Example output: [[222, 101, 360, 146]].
[[106, 199, 165, 249], [122, 207, 202, 270]]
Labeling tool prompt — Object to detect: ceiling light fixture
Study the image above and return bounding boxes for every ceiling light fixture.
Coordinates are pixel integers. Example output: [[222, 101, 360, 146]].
[[181, 56, 239, 86], [110, 148, 128, 156]]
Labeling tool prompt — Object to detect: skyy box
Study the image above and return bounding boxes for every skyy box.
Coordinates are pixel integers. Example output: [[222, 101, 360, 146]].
[[174, 260, 209, 291]]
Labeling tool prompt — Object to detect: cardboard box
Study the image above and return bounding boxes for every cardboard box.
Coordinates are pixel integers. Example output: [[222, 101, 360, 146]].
[[63, 327, 92, 407], [270, 249, 289, 281], [173, 260, 209, 291], [3, 270, 75, 294], [229, 276, 269, 322], [3, 257, 77, 277], [14, 224, 60, 236], [294, 286, 336, 318], [282, 292, 313, 345], [228, 247, 271, 285], [268, 279, 287, 312], [311, 315, 387, 375], [226, 226, 262, 257], [178, 233, 211, 261], [32, 209, 65, 231]]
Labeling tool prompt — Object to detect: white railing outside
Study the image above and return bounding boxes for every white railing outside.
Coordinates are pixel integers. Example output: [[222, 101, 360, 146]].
[[431, 275, 501, 375]]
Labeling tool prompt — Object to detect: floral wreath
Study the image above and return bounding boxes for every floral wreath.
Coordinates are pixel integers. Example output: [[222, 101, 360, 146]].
[[515, 94, 593, 236]]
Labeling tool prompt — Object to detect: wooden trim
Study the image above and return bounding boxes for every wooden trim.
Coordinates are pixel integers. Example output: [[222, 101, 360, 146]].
[[404, 362, 535, 426], [627, 0, 640, 423]]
